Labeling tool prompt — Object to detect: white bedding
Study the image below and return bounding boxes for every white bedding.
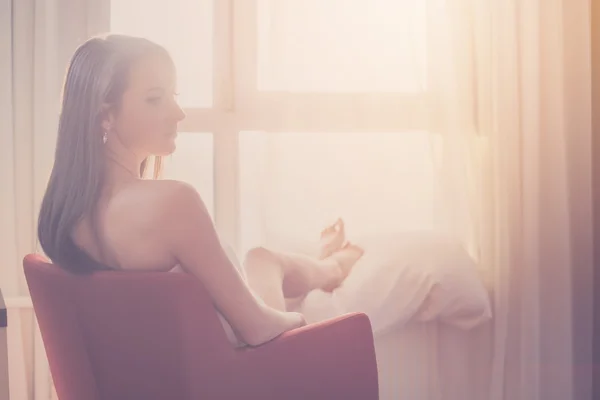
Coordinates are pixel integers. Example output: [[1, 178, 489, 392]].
[[287, 231, 492, 334], [215, 230, 491, 347]]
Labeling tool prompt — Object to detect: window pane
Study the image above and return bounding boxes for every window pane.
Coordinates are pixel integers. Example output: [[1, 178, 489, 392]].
[[110, 0, 213, 107], [257, 0, 427, 93], [162, 132, 214, 218], [239, 131, 435, 254]]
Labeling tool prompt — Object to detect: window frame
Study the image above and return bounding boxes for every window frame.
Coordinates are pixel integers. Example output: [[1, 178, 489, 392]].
[[177, 0, 433, 251]]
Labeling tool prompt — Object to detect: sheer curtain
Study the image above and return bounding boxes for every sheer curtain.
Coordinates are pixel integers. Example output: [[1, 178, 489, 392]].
[[240, 0, 594, 399], [472, 1, 593, 399], [0, 1, 109, 399], [425, 0, 594, 398]]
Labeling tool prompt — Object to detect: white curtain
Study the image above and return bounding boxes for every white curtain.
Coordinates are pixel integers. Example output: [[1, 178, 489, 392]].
[[476, 1, 593, 399], [0, 1, 109, 398], [240, 1, 594, 399]]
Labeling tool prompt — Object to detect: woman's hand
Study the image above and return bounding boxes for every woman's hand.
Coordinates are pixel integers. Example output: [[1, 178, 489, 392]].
[[286, 311, 307, 330], [248, 310, 307, 346], [169, 265, 185, 273]]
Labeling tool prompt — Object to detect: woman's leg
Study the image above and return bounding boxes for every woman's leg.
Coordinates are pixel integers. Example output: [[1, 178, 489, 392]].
[[243, 242, 364, 312], [243, 247, 288, 312], [242, 219, 347, 311]]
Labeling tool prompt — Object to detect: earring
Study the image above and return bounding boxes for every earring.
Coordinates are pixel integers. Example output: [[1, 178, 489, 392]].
[[102, 131, 108, 144]]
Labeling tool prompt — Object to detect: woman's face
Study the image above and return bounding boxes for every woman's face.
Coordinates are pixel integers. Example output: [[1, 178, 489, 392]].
[[108, 54, 185, 157]]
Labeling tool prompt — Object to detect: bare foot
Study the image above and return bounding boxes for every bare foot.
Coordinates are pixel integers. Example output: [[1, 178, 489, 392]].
[[320, 242, 364, 292], [319, 218, 346, 259]]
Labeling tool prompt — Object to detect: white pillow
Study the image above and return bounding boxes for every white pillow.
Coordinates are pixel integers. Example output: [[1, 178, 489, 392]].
[[285, 231, 492, 333], [403, 233, 492, 329]]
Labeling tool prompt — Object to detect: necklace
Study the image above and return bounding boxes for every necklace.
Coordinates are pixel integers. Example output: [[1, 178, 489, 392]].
[[107, 156, 140, 178]]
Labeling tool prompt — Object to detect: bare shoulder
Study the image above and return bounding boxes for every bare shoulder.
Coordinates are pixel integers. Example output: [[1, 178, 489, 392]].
[[130, 179, 208, 221], [137, 178, 197, 202], [107, 179, 209, 231], [133, 179, 218, 262], [103, 179, 213, 267], [154, 179, 206, 212]]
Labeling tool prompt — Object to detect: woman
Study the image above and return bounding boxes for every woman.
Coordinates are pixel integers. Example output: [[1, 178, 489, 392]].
[[37, 34, 364, 347]]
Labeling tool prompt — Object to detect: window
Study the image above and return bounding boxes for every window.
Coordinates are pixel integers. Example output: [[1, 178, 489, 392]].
[[256, 0, 427, 93], [239, 131, 435, 254], [110, 0, 435, 251]]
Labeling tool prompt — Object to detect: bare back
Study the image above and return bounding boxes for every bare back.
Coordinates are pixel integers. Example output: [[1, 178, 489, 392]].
[[72, 178, 306, 346], [73, 179, 179, 272]]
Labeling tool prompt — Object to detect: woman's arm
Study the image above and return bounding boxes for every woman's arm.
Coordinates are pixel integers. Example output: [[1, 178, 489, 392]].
[[160, 181, 305, 346]]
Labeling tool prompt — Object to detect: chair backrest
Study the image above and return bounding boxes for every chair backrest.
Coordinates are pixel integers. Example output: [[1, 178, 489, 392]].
[[23, 254, 234, 400]]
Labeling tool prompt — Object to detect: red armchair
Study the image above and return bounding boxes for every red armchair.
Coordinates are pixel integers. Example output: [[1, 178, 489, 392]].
[[23, 254, 379, 400]]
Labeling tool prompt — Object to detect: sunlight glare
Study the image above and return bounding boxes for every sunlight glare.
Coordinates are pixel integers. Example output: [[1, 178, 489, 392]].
[[257, 0, 428, 92]]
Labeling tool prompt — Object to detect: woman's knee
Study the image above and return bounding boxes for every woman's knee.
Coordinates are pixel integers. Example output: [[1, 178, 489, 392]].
[[244, 247, 286, 293], [244, 246, 274, 264], [243, 246, 282, 276]]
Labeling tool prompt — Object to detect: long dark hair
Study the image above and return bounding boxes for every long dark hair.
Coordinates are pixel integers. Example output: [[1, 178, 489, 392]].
[[38, 35, 170, 273]]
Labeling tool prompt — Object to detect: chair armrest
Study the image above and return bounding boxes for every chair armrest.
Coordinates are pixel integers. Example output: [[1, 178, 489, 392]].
[[235, 313, 379, 400]]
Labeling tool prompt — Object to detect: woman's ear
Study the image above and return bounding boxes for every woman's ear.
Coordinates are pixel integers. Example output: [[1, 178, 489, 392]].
[[100, 103, 115, 133]]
